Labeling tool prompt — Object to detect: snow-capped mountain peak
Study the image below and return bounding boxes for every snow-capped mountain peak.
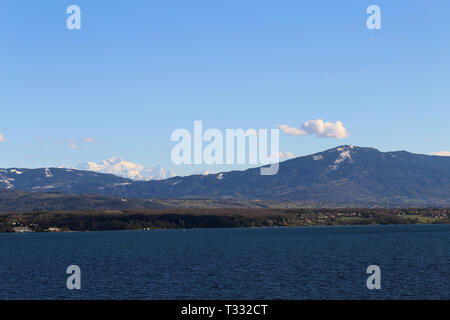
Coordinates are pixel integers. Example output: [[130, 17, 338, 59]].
[[76, 157, 176, 181]]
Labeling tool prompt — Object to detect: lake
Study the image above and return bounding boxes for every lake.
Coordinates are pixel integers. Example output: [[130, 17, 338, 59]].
[[0, 224, 448, 299]]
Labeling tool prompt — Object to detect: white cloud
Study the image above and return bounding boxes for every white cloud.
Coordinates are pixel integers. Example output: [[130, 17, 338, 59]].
[[66, 137, 96, 149], [278, 119, 349, 139], [83, 137, 96, 143], [279, 151, 295, 159], [432, 151, 450, 157], [277, 125, 305, 136], [200, 170, 216, 176], [269, 151, 295, 161], [74, 156, 176, 181], [0, 133, 4, 142]]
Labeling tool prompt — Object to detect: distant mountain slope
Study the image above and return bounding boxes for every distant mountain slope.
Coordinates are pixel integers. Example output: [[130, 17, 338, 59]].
[[2, 146, 450, 206], [0, 189, 165, 212], [0, 167, 131, 194], [96, 146, 450, 206]]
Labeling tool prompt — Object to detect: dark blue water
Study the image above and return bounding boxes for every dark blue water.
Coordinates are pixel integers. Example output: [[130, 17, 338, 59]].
[[0, 224, 448, 299]]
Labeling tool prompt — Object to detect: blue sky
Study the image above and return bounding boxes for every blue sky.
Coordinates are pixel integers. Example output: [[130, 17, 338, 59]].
[[0, 0, 449, 174]]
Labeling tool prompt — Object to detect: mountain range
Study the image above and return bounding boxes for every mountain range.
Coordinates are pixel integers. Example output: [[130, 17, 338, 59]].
[[74, 156, 176, 181], [1, 146, 450, 207]]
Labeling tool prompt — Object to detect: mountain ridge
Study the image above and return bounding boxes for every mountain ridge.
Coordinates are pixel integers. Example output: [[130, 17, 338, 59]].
[[1, 146, 450, 206]]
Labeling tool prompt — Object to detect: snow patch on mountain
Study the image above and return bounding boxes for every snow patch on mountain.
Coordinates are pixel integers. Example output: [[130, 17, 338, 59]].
[[0, 177, 15, 189], [45, 168, 53, 178], [75, 157, 176, 181], [329, 146, 354, 171], [313, 155, 324, 161]]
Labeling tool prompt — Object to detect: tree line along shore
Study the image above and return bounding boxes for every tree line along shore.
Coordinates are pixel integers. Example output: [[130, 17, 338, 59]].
[[0, 208, 448, 233]]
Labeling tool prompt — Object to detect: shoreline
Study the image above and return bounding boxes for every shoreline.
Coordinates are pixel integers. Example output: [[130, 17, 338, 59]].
[[1, 208, 449, 233], [1, 221, 449, 235]]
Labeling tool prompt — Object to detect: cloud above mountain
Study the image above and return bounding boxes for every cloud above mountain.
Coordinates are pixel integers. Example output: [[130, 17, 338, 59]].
[[279, 152, 295, 159], [66, 137, 97, 150], [432, 151, 450, 157], [75, 157, 176, 181], [278, 119, 349, 139]]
